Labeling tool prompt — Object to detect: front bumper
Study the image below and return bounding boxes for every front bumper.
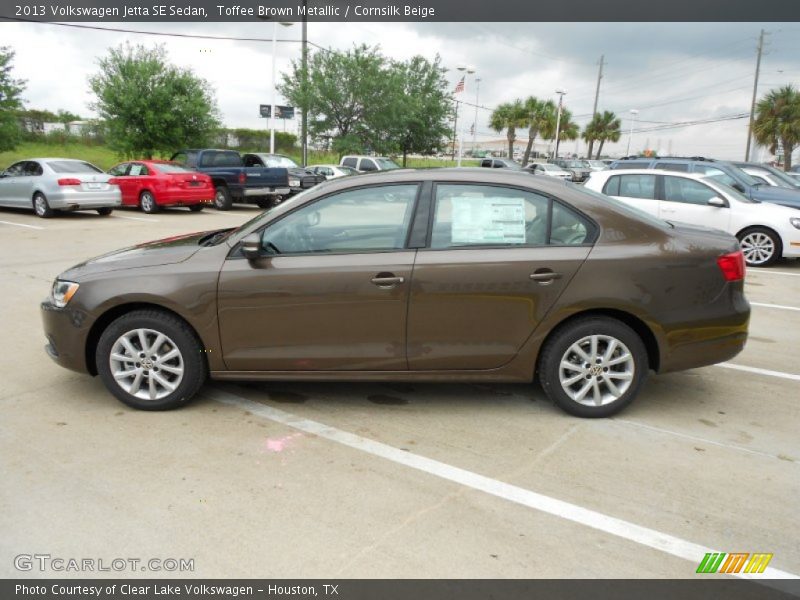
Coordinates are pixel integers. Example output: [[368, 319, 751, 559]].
[[41, 300, 93, 374]]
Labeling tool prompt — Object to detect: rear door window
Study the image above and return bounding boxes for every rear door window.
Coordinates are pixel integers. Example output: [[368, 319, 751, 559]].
[[342, 157, 358, 168], [616, 174, 657, 200]]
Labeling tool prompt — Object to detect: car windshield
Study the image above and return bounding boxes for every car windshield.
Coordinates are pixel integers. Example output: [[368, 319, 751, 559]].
[[756, 168, 799, 189], [587, 161, 606, 168], [722, 164, 760, 187], [376, 159, 400, 170], [47, 160, 103, 174], [340, 166, 359, 175], [259, 155, 300, 168], [155, 163, 193, 174], [579, 186, 673, 229], [540, 164, 559, 171], [565, 161, 584, 168]]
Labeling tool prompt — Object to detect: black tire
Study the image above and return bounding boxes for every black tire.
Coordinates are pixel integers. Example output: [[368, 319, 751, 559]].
[[96, 207, 113, 216], [95, 309, 207, 411], [189, 204, 204, 212], [32, 193, 54, 218], [538, 317, 648, 418], [213, 186, 233, 210], [139, 191, 159, 214], [256, 197, 275, 209], [737, 226, 781, 267]]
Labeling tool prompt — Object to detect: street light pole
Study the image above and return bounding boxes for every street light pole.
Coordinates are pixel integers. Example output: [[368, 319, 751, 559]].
[[554, 88, 567, 159], [472, 77, 481, 150], [626, 109, 639, 156], [301, 2, 308, 166], [270, 22, 277, 154]]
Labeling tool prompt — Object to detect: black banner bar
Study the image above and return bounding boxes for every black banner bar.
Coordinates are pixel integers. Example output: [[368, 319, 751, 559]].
[[4, 580, 800, 600], [1, 0, 800, 22]]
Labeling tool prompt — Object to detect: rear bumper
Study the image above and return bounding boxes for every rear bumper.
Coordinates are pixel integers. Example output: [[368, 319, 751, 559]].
[[41, 300, 92, 374], [156, 189, 213, 206], [48, 189, 121, 210], [243, 187, 291, 197]]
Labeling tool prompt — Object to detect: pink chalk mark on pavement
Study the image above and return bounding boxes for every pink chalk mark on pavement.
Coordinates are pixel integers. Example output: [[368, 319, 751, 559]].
[[264, 432, 303, 453]]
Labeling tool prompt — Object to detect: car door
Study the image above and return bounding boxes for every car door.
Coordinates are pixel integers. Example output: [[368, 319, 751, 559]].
[[217, 183, 421, 371], [406, 183, 595, 370], [0, 162, 30, 206], [659, 175, 732, 232], [601, 173, 660, 218], [108, 163, 132, 204], [127, 163, 153, 204]]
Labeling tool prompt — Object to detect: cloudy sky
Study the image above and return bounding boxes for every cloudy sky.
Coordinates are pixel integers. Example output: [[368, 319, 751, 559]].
[[2, 20, 799, 160]]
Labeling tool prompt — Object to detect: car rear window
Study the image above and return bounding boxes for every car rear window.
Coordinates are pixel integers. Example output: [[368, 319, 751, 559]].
[[199, 151, 242, 168], [47, 160, 103, 174], [342, 157, 358, 168]]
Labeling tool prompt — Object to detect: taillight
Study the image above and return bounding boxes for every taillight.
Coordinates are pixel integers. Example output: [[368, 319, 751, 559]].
[[57, 178, 82, 186], [238, 172, 246, 184], [717, 250, 745, 282], [108, 177, 119, 185]]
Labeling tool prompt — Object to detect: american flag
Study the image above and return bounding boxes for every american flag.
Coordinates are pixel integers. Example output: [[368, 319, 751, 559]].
[[454, 76, 465, 94]]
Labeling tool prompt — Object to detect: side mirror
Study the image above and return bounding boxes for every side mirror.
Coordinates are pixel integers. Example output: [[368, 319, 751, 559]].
[[240, 233, 262, 260], [707, 197, 727, 208]]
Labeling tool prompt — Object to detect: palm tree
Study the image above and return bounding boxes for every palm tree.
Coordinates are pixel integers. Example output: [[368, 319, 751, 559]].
[[489, 100, 527, 159], [540, 107, 579, 157], [520, 97, 556, 166], [753, 85, 800, 171], [591, 111, 622, 159], [583, 113, 602, 159]]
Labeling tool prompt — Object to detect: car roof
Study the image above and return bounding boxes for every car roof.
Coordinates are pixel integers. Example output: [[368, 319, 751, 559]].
[[591, 169, 710, 181]]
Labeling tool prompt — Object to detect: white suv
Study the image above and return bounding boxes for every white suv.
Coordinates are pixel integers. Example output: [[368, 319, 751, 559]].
[[340, 155, 401, 173], [585, 169, 800, 267]]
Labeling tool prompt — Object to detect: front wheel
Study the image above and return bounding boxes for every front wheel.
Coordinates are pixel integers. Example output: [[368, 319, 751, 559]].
[[738, 227, 781, 267], [538, 317, 648, 418], [96, 310, 207, 410]]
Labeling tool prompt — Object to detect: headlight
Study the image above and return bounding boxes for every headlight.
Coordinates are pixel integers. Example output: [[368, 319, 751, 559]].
[[51, 280, 79, 308], [289, 178, 300, 187], [791, 217, 800, 230]]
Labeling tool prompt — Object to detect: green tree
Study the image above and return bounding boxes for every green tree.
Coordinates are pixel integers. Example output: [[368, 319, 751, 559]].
[[0, 46, 26, 152], [540, 107, 579, 157], [489, 100, 527, 159], [589, 111, 622, 159], [753, 85, 800, 171], [382, 55, 452, 166], [89, 43, 220, 158], [521, 97, 556, 166], [280, 44, 386, 151]]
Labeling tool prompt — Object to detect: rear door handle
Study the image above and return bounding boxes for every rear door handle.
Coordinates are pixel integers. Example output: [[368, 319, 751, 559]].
[[371, 274, 405, 287], [529, 271, 562, 283]]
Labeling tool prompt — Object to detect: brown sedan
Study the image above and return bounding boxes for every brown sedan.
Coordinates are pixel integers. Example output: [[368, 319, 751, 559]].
[[41, 169, 750, 417]]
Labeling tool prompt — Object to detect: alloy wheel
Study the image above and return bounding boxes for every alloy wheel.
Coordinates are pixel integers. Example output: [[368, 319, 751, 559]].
[[558, 334, 635, 407], [109, 328, 185, 401], [740, 232, 775, 266]]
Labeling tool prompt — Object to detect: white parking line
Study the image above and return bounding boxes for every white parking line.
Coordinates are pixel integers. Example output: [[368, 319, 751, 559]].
[[750, 301, 800, 312], [0, 220, 45, 230], [748, 269, 800, 277], [208, 386, 797, 579], [716, 363, 800, 382], [113, 215, 160, 222]]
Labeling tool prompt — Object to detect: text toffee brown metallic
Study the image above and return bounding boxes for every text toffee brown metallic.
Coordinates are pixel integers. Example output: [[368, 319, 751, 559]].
[[41, 169, 750, 417]]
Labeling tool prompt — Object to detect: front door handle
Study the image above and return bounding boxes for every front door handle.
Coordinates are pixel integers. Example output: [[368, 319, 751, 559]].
[[529, 270, 562, 283], [371, 273, 405, 288]]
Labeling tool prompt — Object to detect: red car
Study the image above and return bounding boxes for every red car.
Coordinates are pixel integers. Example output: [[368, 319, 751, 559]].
[[107, 160, 213, 213]]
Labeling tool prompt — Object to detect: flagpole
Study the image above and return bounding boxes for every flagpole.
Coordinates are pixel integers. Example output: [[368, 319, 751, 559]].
[[456, 66, 475, 167]]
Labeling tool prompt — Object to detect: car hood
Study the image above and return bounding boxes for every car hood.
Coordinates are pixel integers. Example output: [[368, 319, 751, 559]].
[[59, 230, 212, 279], [752, 185, 800, 208]]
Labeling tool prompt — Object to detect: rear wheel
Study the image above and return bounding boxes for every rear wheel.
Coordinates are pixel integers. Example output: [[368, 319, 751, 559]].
[[538, 317, 648, 418], [213, 186, 233, 210], [96, 207, 113, 216], [737, 227, 780, 267], [139, 191, 159, 214], [96, 310, 207, 410], [189, 204, 204, 212], [33, 193, 54, 218]]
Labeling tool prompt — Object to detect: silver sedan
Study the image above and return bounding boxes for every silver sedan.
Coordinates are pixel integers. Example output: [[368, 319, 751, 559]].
[[0, 158, 122, 218]]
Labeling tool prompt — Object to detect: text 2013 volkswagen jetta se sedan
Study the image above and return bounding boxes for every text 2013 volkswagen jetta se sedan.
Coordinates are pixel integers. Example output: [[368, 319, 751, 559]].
[[41, 169, 750, 417]]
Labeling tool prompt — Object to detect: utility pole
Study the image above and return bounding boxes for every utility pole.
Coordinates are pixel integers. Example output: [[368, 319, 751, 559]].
[[745, 29, 766, 162], [587, 55, 604, 159]]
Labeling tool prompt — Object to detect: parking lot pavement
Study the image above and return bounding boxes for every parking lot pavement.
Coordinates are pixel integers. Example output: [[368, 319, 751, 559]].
[[1, 207, 798, 579]]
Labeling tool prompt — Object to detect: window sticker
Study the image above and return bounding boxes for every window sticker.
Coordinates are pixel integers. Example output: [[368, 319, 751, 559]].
[[451, 196, 527, 244]]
